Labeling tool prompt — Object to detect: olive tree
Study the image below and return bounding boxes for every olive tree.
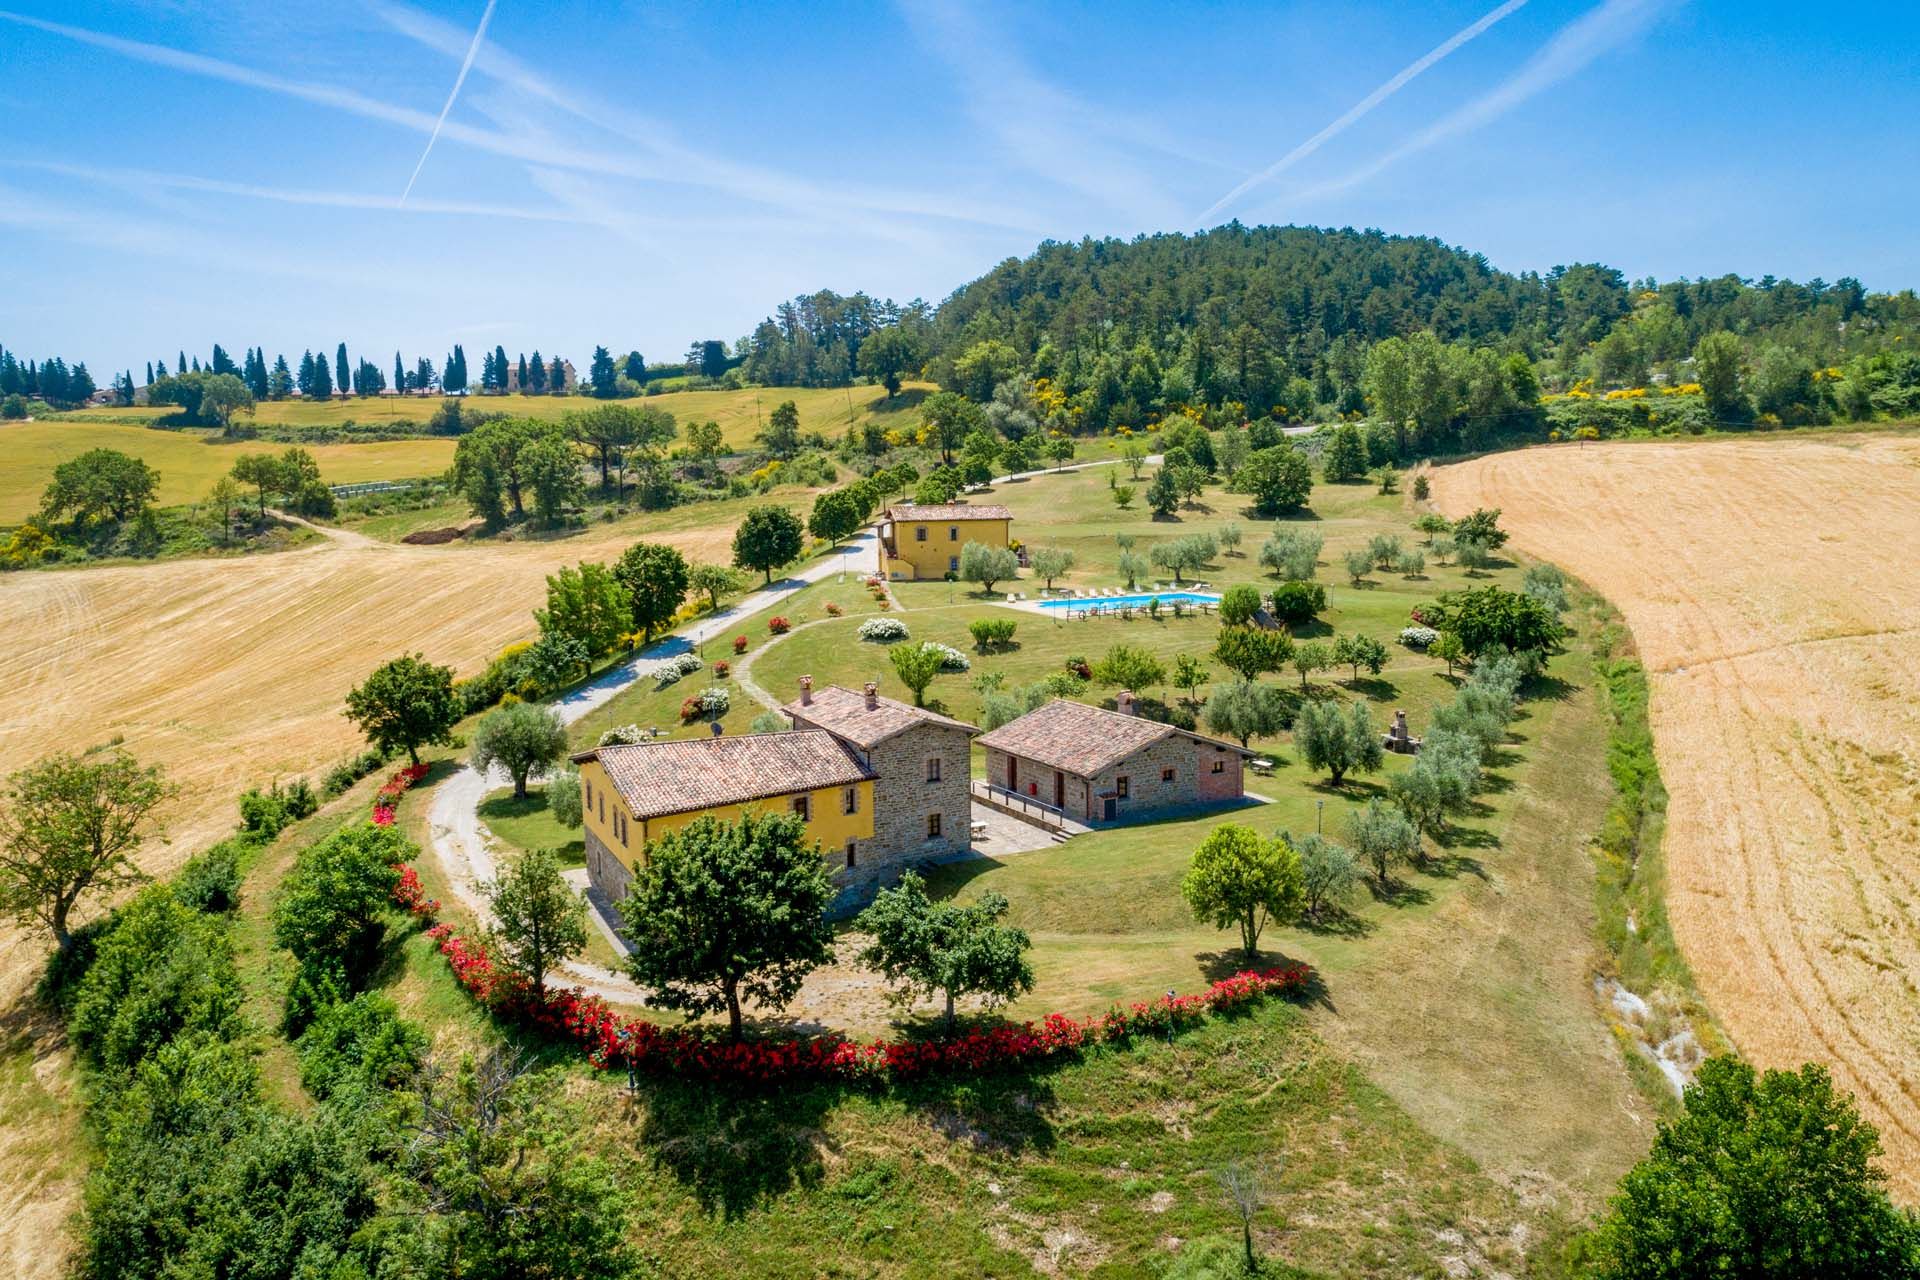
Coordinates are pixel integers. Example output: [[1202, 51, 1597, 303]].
[[471, 703, 570, 800], [1348, 798, 1419, 888], [959, 541, 1020, 593]]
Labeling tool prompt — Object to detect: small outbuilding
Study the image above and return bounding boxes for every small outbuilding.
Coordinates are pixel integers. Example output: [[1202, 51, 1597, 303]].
[[974, 693, 1251, 824]]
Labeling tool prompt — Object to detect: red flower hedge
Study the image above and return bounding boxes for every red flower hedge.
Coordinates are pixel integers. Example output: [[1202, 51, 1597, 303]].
[[712, 659, 731, 678], [392, 864, 439, 917], [768, 615, 791, 634], [414, 909, 1311, 1087], [732, 635, 749, 654]]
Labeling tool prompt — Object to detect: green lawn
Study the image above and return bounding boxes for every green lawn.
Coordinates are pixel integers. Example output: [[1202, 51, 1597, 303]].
[[478, 787, 584, 865]]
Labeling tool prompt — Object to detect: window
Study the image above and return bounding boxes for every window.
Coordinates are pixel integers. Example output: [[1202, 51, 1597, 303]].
[[947, 525, 959, 541], [792, 794, 811, 821], [926, 756, 942, 782], [597, 793, 605, 822], [1211, 759, 1225, 775], [927, 812, 942, 839], [845, 841, 857, 868], [1161, 767, 1176, 783], [843, 786, 859, 815], [915, 525, 927, 541], [948, 555, 959, 572], [584, 780, 593, 810], [1116, 775, 1130, 799], [614, 812, 627, 846]]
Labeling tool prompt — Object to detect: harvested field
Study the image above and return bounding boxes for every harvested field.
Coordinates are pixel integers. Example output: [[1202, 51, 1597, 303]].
[[1435, 432, 1920, 1197], [0, 496, 810, 1002]]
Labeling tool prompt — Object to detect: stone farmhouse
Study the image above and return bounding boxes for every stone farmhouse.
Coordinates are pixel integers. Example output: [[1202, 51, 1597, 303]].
[[573, 680, 980, 911], [877, 502, 1014, 580], [974, 693, 1251, 824], [783, 678, 980, 900]]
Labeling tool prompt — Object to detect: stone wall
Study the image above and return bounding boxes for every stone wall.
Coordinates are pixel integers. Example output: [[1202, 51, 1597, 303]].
[[989, 730, 1244, 824], [584, 824, 633, 905]]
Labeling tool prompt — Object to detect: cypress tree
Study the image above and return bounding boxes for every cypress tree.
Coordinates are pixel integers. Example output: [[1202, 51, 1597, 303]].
[[335, 343, 349, 396], [177, 351, 187, 374], [548, 354, 565, 392], [145, 361, 154, 386], [493, 345, 508, 394], [395, 352, 406, 393], [528, 349, 546, 393], [313, 348, 333, 399], [516, 353, 528, 392]]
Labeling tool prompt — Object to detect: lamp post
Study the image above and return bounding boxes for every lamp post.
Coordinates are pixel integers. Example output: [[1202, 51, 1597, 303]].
[[1316, 798, 1324, 835]]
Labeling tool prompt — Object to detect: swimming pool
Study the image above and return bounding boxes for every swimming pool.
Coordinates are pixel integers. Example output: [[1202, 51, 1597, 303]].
[[1036, 591, 1220, 612]]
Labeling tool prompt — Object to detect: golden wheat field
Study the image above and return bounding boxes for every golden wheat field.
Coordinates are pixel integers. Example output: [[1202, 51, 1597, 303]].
[[0, 503, 806, 994], [1435, 432, 1920, 1197]]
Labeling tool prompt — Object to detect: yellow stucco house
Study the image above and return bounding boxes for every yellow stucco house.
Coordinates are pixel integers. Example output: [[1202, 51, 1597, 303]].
[[877, 502, 1013, 580], [572, 730, 876, 903]]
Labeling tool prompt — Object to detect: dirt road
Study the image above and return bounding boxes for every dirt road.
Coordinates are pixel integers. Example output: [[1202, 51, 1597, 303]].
[[1435, 432, 1920, 1196]]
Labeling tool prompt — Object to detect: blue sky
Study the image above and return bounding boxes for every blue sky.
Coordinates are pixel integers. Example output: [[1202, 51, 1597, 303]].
[[3, 0, 1917, 377]]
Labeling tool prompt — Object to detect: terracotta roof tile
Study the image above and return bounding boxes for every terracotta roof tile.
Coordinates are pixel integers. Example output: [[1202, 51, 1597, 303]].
[[974, 699, 1251, 775], [783, 684, 978, 750], [573, 731, 875, 821], [885, 503, 1013, 522]]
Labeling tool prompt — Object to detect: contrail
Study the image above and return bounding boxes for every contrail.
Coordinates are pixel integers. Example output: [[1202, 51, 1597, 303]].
[[400, 0, 497, 204], [1197, 0, 1528, 224]]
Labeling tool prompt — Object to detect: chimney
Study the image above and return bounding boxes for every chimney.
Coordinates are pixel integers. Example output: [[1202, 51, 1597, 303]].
[[710, 720, 724, 737], [1117, 690, 1136, 716], [864, 681, 879, 710], [799, 675, 813, 706]]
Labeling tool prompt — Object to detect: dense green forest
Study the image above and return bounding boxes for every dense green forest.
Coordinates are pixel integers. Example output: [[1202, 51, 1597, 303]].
[[735, 224, 1920, 452]]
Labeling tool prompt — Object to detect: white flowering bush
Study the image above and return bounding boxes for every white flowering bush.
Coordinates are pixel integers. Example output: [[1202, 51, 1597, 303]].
[[858, 617, 911, 643], [1399, 625, 1439, 650], [649, 650, 705, 688], [598, 724, 646, 746], [927, 642, 971, 672], [698, 685, 731, 714]]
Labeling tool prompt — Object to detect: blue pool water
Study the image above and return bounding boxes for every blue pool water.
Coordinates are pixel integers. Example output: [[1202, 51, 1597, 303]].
[[1036, 591, 1219, 611]]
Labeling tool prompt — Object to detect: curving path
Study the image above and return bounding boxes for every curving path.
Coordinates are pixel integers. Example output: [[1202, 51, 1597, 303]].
[[425, 455, 1146, 1007]]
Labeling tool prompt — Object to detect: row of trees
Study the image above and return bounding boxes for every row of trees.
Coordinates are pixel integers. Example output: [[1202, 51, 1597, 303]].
[[0, 345, 97, 408]]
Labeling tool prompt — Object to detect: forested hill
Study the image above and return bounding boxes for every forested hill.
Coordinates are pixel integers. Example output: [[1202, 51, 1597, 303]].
[[932, 224, 1552, 357], [735, 223, 1916, 440]]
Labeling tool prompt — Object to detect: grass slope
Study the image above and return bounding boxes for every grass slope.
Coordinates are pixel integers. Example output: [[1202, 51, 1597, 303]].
[[53, 382, 935, 451], [0, 421, 454, 523]]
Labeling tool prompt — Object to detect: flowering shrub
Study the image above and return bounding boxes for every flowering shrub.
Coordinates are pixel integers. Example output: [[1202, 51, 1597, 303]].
[[1399, 625, 1439, 650], [864, 575, 883, 587], [858, 617, 910, 643], [732, 635, 749, 654], [368, 763, 428, 827], [825, 603, 843, 617], [768, 616, 791, 635], [392, 864, 438, 917], [877, 599, 891, 610], [698, 685, 730, 714], [679, 696, 702, 723], [712, 660, 731, 678], [417, 912, 1313, 1087], [651, 651, 704, 689], [926, 641, 970, 672], [371, 805, 396, 827], [598, 724, 646, 746]]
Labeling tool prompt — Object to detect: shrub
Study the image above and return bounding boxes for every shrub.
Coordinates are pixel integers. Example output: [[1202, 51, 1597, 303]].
[[1219, 584, 1262, 626], [926, 642, 971, 673], [174, 840, 245, 913], [732, 634, 749, 654], [768, 615, 791, 634], [967, 617, 1017, 652], [712, 659, 731, 678], [70, 885, 244, 1072], [237, 785, 292, 839], [296, 991, 427, 1099], [825, 602, 843, 616], [698, 685, 730, 714], [858, 616, 910, 642], [1400, 625, 1438, 649], [547, 767, 583, 828], [1268, 580, 1326, 626], [597, 724, 646, 746]]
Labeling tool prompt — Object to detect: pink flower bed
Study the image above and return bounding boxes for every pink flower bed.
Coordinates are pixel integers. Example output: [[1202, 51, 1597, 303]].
[[413, 912, 1311, 1086]]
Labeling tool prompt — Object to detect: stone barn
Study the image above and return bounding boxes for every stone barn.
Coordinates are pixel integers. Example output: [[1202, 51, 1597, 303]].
[[974, 693, 1251, 825]]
